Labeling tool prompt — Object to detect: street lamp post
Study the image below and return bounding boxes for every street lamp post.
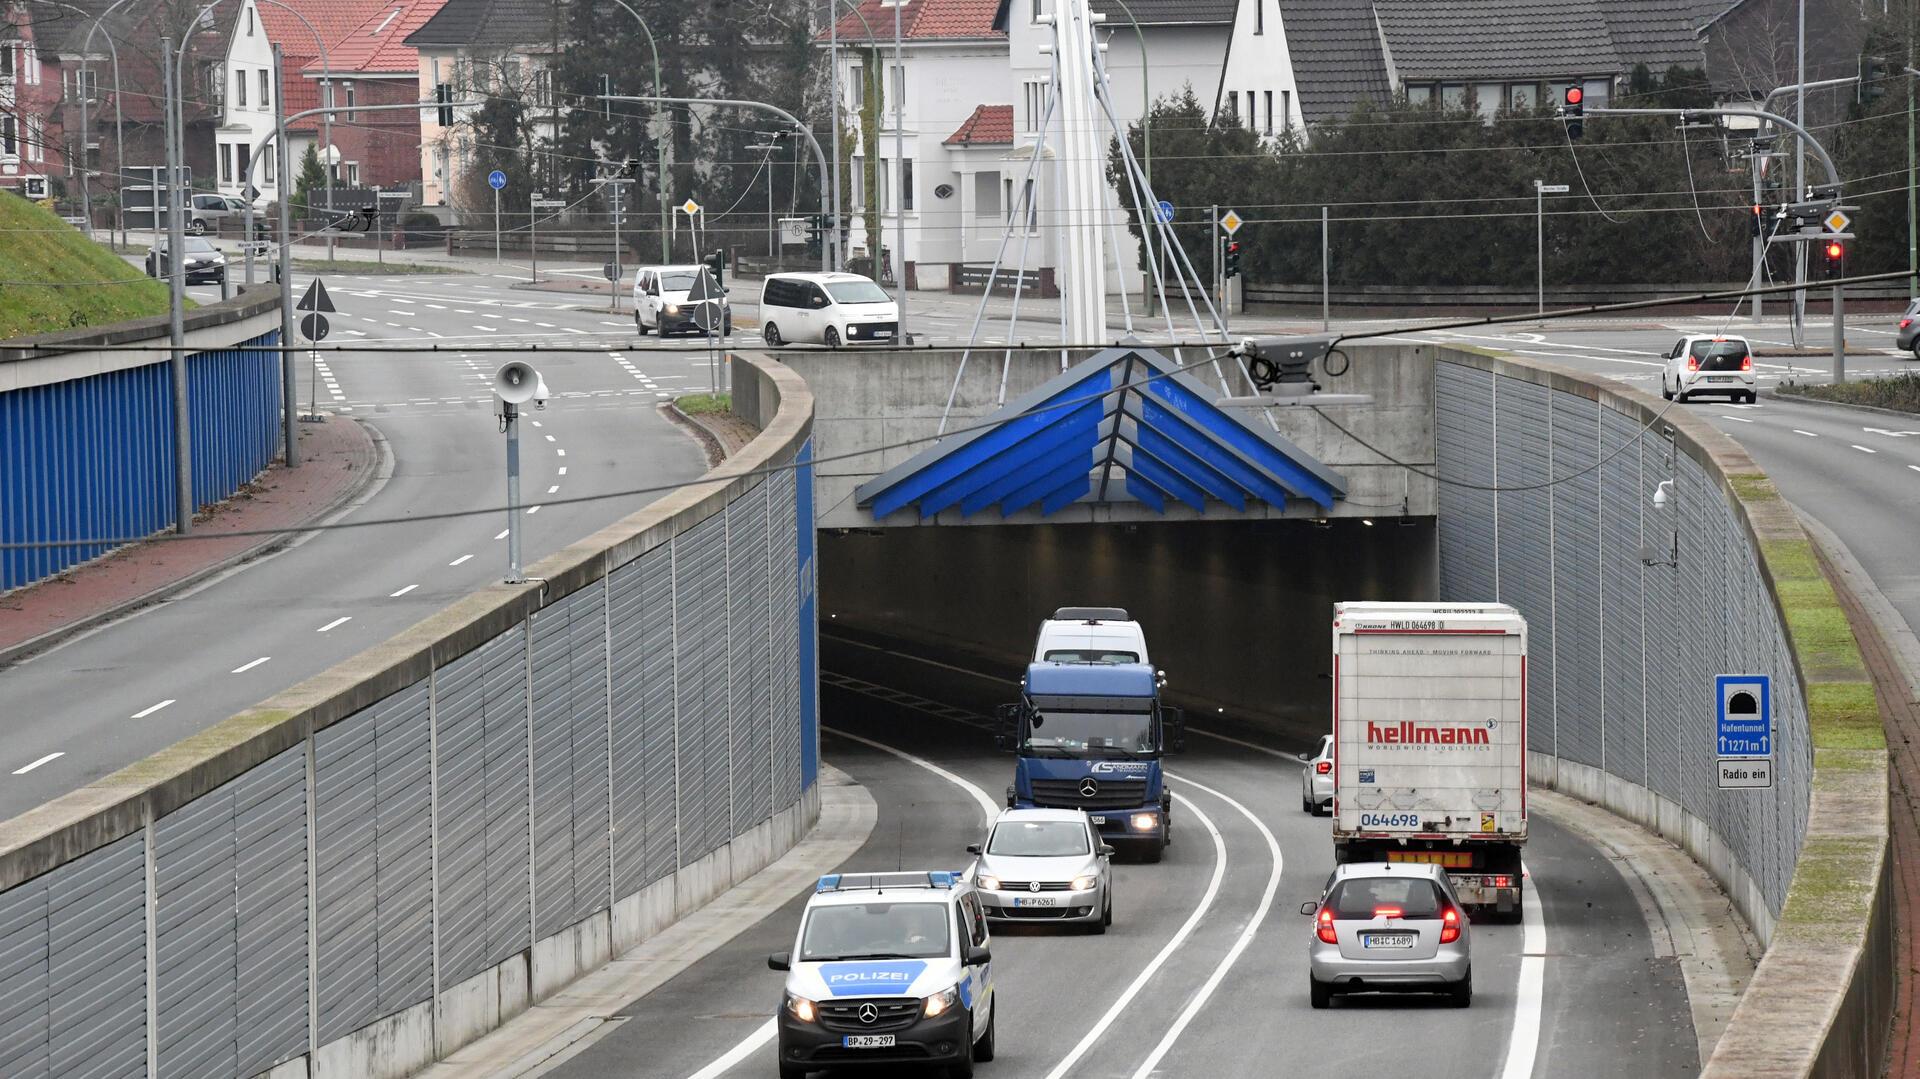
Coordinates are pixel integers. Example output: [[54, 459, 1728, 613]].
[[826, 0, 884, 273], [82, 0, 138, 248], [253, 0, 335, 266], [599, 0, 669, 263], [162, 34, 192, 534]]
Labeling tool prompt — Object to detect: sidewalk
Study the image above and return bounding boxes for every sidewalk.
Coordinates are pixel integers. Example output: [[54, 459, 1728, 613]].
[[1801, 509, 1920, 1078], [0, 417, 382, 665]]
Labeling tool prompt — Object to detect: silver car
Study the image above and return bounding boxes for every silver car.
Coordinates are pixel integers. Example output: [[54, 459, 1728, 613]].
[[1897, 298, 1919, 356], [1660, 334, 1757, 403], [969, 807, 1114, 933], [1302, 863, 1471, 1008], [1298, 733, 1333, 815]]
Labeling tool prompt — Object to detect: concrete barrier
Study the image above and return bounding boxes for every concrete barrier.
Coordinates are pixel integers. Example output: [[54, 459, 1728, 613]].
[[0, 355, 820, 1079], [1431, 347, 1890, 1077]]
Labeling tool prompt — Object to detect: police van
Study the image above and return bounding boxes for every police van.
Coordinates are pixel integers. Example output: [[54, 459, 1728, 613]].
[[767, 871, 997, 1077]]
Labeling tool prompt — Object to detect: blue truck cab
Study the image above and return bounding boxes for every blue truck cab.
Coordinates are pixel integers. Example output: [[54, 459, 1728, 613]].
[[995, 663, 1185, 862]]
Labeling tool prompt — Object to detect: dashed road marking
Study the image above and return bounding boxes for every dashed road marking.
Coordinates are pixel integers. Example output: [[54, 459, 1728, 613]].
[[317, 616, 353, 632], [495, 529, 510, 540], [12, 752, 64, 775], [1793, 429, 1818, 437], [390, 584, 418, 596], [131, 699, 175, 719], [230, 656, 271, 674], [449, 554, 473, 566], [1852, 444, 1877, 454]]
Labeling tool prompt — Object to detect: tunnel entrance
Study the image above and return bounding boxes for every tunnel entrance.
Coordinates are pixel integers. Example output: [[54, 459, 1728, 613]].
[[820, 516, 1437, 741]]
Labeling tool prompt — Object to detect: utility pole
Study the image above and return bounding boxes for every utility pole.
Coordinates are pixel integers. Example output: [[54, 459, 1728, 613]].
[[892, 0, 906, 338], [1211, 202, 1221, 324], [1909, 8, 1917, 295], [1793, 0, 1808, 344], [1536, 180, 1544, 315], [1321, 205, 1330, 331], [1750, 145, 1765, 322], [163, 37, 191, 535], [273, 43, 296, 464]]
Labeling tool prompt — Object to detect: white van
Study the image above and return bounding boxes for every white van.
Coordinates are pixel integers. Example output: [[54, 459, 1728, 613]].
[[1031, 606, 1150, 666], [632, 265, 731, 336], [759, 271, 899, 347]]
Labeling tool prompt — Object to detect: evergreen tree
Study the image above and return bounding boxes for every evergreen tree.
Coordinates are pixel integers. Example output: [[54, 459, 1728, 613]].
[[290, 144, 326, 219]]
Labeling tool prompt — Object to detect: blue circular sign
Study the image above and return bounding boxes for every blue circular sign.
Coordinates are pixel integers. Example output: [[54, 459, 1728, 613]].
[[488, 170, 508, 190], [1154, 199, 1175, 224]]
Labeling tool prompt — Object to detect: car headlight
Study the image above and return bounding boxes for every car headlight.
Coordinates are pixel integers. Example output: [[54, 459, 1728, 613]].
[[785, 992, 818, 1023], [1072, 874, 1099, 891], [665, 304, 681, 314], [923, 985, 958, 1018], [1131, 812, 1158, 831], [976, 874, 1001, 891]]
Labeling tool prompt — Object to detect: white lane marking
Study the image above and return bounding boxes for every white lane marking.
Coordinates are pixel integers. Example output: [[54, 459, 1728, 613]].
[[131, 699, 175, 719], [1852, 444, 1877, 454], [557, 466, 567, 476], [1909, 465, 1920, 474], [547, 485, 560, 494], [1499, 861, 1547, 1079], [1128, 774, 1283, 1079], [1043, 794, 1227, 1079], [683, 1019, 776, 1079], [14, 752, 65, 774], [449, 554, 473, 566], [230, 656, 271, 674], [527, 505, 541, 515], [1793, 429, 1819, 437], [495, 529, 510, 540], [390, 584, 418, 597], [1717, 415, 1754, 423], [474, 324, 497, 331], [531, 420, 543, 428], [556, 449, 566, 457], [545, 434, 556, 442], [317, 616, 352, 632]]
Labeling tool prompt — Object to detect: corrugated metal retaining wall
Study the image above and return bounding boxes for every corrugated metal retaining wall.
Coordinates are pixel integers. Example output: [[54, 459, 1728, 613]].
[[0, 290, 284, 591], [0, 355, 819, 1079], [1433, 353, 1807, 940]]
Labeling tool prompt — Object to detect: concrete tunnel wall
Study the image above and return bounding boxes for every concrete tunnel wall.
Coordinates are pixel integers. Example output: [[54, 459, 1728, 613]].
[[820, 517, 1437, 737]]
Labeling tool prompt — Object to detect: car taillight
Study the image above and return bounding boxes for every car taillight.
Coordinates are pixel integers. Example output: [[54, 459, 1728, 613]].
[[1315, 761, 1331, 775], [1686, 355, 1700, 371], [1482, 875, 1512, 888], [1372, 906, 1403, 919], [1440, 907, 1462, 944], [1902, 318, 1913, 330], [1740, 355, 1752, 372], [1316, 907, 1338, 944]]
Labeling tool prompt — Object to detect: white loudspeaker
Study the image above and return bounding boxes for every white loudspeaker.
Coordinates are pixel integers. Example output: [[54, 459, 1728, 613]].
[[494, 361, 539, 404]]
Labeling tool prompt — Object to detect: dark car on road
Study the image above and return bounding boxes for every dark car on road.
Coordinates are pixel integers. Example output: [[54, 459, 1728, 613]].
[[1898, 298, 1919, 356], [146, 237, 228, 284]]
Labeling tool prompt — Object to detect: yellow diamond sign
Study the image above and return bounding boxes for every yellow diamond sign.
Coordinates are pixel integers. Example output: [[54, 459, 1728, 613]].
[[1824, 210, 1851, 233], [681, 198, 702, 216], [1219, 209, 1243, 235]]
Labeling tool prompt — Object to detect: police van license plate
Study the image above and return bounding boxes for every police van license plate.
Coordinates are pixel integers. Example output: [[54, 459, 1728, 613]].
[[843, 1035, 896, 1049], [1012, 896, 1056, 907], [1362, 933, 1416, 949]]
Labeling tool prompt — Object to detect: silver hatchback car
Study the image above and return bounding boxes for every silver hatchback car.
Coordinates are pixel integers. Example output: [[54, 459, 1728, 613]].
[[1302, 863, 1471, 1008], [969, 807, 1114, 932], [1298, 733, 1333, 815]]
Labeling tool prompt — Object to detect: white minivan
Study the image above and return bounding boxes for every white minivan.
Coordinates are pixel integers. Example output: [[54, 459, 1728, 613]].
[[760, 272, 899, 347]]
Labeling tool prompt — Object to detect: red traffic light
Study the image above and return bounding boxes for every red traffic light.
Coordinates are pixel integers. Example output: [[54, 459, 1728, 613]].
[[1226, 241, 1241, 253], [1826, 241, 1844, 259], [1565, 86, 1584, 106]]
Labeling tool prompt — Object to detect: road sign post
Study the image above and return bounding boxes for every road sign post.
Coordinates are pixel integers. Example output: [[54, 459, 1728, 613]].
[[1715, 674, 1774, 789], [297, 279, 336, 422], [489, 170, 507, 262], [1534, 181, 1568, 315]]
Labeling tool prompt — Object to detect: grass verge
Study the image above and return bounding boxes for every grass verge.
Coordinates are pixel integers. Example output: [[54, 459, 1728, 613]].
[[1777, 372, 1920, 413], [0, 192, 176, 338], [675, 392, 732, 416]]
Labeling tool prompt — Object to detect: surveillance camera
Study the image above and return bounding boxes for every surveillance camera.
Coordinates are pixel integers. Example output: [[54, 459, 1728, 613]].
[[533, 375, 550, 411], [1652, 480, 1674, 509]]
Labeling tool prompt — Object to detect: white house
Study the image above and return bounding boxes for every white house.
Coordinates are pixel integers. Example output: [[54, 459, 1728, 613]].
[[213, 0, 282, 204], [825, 0, 1010, 287], [1004, 0, 1237, 295]]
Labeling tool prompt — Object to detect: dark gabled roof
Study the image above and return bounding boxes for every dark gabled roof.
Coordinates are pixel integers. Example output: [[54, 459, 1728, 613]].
[[1089, 0, 1237, 25], [1595, 0, 1711, 72], [405, 0, 558, 48], [1274, 0, 1392, 125], [1372, 0, 1621, 82]]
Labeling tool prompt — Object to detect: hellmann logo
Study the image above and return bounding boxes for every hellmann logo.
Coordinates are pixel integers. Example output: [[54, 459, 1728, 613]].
[[1366, 720, 1492, 746]]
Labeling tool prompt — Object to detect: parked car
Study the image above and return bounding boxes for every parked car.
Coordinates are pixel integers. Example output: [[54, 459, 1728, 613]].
[[760, 271, 899, 347], [968, 807, 1114, 932], [146, 236, 228, 284], [1660, 334, 1756, 403], [633, 264, 732, 336], [1897, 298, 1920, 356], [1298, 733, 1333, 815], [1303, 862, 1472, 1009], [185, 193, 250, 235]]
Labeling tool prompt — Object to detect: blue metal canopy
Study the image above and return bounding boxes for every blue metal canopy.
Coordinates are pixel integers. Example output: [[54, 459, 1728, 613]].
[[855, 345, 1347, 521]]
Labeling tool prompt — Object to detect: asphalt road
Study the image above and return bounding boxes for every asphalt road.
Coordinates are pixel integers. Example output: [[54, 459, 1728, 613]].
[[0, 268, 707, 818], [545, 630, 1697, 1079]]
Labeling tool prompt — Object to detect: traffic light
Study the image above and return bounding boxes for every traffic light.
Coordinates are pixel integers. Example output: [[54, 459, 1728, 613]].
[[1823, 240, 1845, 280], [1859, 55, 1893, 105], [1223, 239, 1242, 279], [435, 84, 453, 128], [703, 249, 727, 288], [1749, 204, 1763, 238], [1561, 85, 1584, 140], [805, 214, 823, 257]]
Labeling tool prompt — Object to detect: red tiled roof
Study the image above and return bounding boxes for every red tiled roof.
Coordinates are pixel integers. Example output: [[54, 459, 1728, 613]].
[[303, 0, 448, 77], [944, 103, 1013, 146], [821, 0, 1005, 42], [258, 0, 389, 128]]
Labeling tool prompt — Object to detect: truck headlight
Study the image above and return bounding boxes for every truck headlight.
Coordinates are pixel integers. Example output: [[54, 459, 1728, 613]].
[[1072, 874, 1098, 891], [1131, 813, 1158, 831], [976, 874, 1001, 891], [923, 985, 958, 1018], [785, 992, 818, 1023]]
